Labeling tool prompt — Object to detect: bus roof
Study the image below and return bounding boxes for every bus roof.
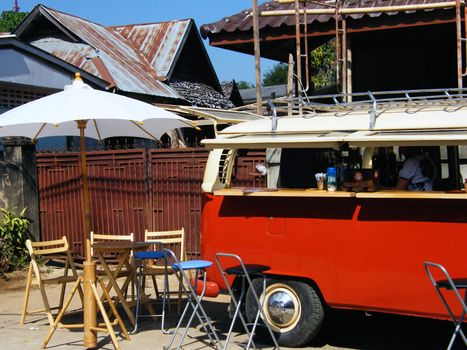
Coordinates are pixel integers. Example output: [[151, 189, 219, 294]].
[[202, 103, 467, 149]]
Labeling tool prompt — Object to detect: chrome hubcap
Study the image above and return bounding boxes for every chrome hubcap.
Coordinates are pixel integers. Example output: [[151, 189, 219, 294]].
[[264, 283, 301, 332], [267, 291, 295, 325]]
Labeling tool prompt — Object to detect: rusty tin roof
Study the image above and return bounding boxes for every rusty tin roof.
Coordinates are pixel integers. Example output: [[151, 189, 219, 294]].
[[200, 0, 455, 38], [112, 20, 191, 78], [17, 5, 186, 99]]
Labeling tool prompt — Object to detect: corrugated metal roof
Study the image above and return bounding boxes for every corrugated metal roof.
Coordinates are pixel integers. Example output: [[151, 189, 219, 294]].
[[112, 20, 191, 78], [30, 6, 182, 98], [170, 80, 235, 109], [200, 0, 455, 38]]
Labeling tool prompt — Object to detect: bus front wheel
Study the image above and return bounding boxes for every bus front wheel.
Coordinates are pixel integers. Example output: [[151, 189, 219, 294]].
[[245, 278, 324, 347]]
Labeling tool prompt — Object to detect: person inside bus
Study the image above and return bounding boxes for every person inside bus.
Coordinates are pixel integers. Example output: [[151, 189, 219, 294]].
[[394, 146, 436, 191], [344, 170, 376, 192]]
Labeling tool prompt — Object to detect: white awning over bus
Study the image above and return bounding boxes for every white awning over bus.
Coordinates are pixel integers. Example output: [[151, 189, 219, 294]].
[[202, 131, 350, 149], [345, 130, 467, 147]]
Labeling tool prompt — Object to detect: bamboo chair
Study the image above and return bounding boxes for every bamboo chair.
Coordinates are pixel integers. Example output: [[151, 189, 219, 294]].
[[20, 236, 83, 326], [90, 232, 135, 257], [90, 232, 134, 296], [142, 228, 187, 312]]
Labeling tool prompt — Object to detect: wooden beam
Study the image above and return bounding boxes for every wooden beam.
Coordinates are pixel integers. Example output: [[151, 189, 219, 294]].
[[208, 17, 456, 48], [262, 2, 457, 16], [295, 0, 303, 109], [287, 53, 294, 116], [253, 0, 262, 115], [456, 0, 463, 89]]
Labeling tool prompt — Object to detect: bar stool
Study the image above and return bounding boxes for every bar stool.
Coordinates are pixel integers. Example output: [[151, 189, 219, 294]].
[[424, 261, 467, 350], [163, 248, 222, 350], [215, 253, 280, 350], [132, 249, 170, 334]]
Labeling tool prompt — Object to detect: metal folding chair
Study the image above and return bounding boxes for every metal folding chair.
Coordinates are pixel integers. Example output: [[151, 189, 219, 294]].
[[132, 248, 170, 334], [424, 261, 467, 349], [163, 248, 222, 350], [215, 252, 280, 350]]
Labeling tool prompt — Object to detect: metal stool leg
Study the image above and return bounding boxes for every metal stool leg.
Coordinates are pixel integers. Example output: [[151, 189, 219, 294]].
[[132, 253, 170, 334], [215, 255, 257, 350], [131, 259, 143, 334], [215, 253, 280, 350], [163, 248, 222, 350], [425, 261, 467, 349]]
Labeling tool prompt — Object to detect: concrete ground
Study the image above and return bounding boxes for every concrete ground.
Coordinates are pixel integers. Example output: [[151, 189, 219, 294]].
[[0, 268, 465, 350]]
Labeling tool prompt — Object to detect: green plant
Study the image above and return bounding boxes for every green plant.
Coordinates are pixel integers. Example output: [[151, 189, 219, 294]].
[[0, 207, 31, 275]]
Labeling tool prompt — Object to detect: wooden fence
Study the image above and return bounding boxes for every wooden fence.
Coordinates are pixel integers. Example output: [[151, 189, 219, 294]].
[[37, 148, 265, 258]]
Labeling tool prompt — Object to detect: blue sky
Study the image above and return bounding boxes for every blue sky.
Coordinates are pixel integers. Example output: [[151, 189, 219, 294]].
[[0, 0, 278, 85]]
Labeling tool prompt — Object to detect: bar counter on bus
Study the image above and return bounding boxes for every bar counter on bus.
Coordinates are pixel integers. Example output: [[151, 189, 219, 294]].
[[213, 188, 467, 199]]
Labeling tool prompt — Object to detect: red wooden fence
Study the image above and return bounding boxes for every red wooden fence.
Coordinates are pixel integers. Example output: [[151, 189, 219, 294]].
[[37, 148, 265, 258]]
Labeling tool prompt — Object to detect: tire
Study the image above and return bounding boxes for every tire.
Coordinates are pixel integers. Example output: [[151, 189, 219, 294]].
[[245, 278, 324, 347]]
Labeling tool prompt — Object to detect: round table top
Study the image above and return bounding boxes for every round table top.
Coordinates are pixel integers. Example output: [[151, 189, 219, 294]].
[[92, 241, 150, 252]]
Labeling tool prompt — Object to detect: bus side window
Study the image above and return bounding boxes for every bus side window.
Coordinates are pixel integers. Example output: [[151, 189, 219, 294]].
[[279, 149, 325, 189]]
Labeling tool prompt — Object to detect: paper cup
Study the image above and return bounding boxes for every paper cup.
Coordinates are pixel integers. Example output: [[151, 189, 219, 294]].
[[317, 179, 325, 190]]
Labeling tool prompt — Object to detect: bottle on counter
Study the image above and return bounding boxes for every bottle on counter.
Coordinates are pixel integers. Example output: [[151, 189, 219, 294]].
[[337, 162, 346, 190], [326, 167, 337, 192]]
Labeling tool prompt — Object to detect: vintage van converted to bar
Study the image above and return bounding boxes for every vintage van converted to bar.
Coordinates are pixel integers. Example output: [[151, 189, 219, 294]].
[[200, 90, 467, 347]]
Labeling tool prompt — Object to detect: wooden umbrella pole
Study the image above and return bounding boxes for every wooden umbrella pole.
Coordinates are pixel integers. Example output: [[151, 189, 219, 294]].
[[77, 119, 97, 349], [77, 120, 91, 262]]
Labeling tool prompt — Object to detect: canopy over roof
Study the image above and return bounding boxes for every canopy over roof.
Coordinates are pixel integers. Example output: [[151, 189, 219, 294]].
[[159, 104, 265, 125], [200, 0, 456, 61]]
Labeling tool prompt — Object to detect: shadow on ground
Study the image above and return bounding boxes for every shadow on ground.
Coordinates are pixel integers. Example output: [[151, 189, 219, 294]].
[[12, 286, 467, 350]]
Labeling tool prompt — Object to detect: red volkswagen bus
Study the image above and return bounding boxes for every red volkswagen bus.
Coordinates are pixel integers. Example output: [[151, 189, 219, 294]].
[[200, 91, 467, 347]]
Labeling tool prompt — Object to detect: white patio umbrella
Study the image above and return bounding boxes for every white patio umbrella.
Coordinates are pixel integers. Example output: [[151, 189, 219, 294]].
[[0, 73, 194, 348], [0, 73, 193, 251], [0, 75, 191, 141]]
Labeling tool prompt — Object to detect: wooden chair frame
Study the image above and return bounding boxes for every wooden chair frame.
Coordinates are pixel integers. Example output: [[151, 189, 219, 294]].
[[20, 236, 83, 326], [90, 231, 135, 300], [90, 232, 134, 257], [142, 228, 187, 311]]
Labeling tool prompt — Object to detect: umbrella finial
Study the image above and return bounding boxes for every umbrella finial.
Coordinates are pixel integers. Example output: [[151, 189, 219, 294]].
[[65, 73, 92, 90]]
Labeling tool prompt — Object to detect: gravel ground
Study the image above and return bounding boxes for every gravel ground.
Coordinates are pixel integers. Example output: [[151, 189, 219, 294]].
[[0, 268, 463, 350]]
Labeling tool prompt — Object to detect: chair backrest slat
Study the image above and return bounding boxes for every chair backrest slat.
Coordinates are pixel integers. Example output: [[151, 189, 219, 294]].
[[26, 236, 69, 256], [90, 231, 134, 256], [146, 230, 184, 238], [145, 228, 185, 261]]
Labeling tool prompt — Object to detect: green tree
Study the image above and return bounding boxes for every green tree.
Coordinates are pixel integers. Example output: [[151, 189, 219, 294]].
[[236, 80, 254, 89], [263, 62, 288, 87], [0, 11, 28, 33], [221, 80, 253, 90], [262, 41, 337, 90], [310, 40, 336, 90]]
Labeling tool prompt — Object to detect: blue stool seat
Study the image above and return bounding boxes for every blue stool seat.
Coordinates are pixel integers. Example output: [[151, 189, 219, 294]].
[[134, 250, 165, 260], [173, 260, 212, 271]]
